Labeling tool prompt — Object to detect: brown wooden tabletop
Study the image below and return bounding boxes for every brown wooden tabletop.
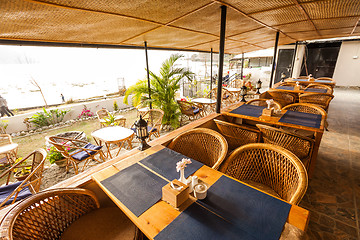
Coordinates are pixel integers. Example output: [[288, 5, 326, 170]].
[[92, 144, 310, 240]]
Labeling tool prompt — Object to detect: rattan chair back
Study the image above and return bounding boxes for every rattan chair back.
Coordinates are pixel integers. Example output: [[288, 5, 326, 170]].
[[299, 93, 334, 112], [260, 90, 296, 107], [282, 103, 327, 117], [246, 99, 282, 110], [144, 109, 164, 139], [220, 143, 308, 205], [214, 119, 260, 151], [0, 134, 12, 146], [305, 83, 333, 94], [0, 188, 100, 240], [177, 100, 202, 124], [208, 88, 235, 106], [168, 128, 228, 170], [0, 149, 46, 208], [96, 108, 109, 119], [256, 124, 314, 164]]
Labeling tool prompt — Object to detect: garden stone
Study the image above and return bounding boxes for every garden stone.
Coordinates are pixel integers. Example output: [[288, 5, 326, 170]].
[[11, 133, 16, 137], [20, 131, 26, 136]]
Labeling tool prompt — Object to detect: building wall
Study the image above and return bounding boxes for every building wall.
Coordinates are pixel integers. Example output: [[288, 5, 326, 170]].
[[332, 41, 360, 87], [2, 96, 133, 134]]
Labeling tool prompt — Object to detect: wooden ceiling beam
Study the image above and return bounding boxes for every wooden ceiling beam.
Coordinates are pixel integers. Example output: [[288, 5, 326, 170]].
[[212, 0, 297, 41], [291, 0, 321, 36], [350, 17, 360, 35]]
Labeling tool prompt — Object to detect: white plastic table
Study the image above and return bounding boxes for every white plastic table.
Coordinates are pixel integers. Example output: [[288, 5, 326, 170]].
[[91, 126, 134, 159]]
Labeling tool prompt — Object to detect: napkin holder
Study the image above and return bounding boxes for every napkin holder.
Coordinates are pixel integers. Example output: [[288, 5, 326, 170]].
[[262, 108, 274, 117], [162, 179, 189, 208]]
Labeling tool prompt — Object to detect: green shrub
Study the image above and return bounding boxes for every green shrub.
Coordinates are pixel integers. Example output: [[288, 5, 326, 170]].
[[30, 108, 70, 128]]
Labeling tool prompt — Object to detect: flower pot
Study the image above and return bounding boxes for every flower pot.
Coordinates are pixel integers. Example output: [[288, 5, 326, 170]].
[[55, 158, 67, 167], [14, 171, 29, 181]]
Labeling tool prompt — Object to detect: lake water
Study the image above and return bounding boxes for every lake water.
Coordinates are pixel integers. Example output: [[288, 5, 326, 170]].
[[0, 46, 218, 109]]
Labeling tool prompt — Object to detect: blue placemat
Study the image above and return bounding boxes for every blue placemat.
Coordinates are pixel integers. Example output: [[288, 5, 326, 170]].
[[230, 104, 265, 118], [315, 79, 332, 83], [276, 86, 294, 90], [155, 202, 251, 240], [101, 163, 167, 217], [293, 78, 307, 82], [197, 176, 291, 240], [279, 110, 322, 128], [140, 148, 203, 181], [304, 88, 327, 93]]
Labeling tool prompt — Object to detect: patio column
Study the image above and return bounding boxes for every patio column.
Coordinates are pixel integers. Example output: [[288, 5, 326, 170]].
[[210, 48, 213, 98], [269, 31, 280, 88], [241, 52, 244, 80], [290, 41, 298, 77], [216, 5, 227, 113], [144, 41, 152, 109]]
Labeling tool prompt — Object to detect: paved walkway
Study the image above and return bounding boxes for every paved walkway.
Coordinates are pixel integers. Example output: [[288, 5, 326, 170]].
[[300, 88, 360, 240]]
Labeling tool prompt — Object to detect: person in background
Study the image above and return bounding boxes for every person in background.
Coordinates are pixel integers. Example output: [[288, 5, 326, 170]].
[[0, 96, 14, 117], [61, 93, 65, 103]]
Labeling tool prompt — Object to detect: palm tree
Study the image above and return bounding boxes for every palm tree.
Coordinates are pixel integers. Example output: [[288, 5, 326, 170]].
[[124, 54, 194, 127]]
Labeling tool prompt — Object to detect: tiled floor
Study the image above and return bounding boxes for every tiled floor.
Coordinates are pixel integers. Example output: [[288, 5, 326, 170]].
[[299, 88, 360, 240]]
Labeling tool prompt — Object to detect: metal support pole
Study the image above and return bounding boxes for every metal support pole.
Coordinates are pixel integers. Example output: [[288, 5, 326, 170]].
[[210, 48, 213, 98], [240, 52, 244, 80], [216, 5, 227, 113], [290, 41, 298, 77], [269, 31, 280, 88], [144, 41, 152, 109]]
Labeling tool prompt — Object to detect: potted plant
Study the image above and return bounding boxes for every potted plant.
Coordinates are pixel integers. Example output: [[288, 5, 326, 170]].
[[13, 158, 31, 181], [47, 146, 67, 167]]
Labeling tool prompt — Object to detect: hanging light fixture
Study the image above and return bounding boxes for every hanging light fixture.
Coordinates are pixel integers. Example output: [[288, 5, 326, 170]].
[[134, 115, 150, 151], [255, 79, 262, 94]]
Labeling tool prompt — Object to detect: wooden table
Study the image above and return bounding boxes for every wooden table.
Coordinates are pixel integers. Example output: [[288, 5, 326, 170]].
[[91, 126, 134, 159], [285, 78, 335, 87], [92, 145, 309, 240], [222, 102, 324, 177], [192, 98, 216, 114]]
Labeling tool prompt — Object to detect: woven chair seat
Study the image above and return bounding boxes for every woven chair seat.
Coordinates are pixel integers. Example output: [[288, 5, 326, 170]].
[[0, 188, 137, 240], [72, 143, 103, 161], [60, 207, 136, 240], [219, 143, 308, 205]]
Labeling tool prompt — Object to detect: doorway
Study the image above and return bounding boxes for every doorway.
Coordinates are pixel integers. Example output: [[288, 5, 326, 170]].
[[300, 42, 341, 78], [274, 49, 295, 84]]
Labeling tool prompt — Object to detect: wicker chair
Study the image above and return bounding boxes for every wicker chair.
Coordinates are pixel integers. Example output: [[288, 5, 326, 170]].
[[168, 128, 228, 170], [246, 99, 282, 110], [0, 149, 46, 208], [260, 90, 297, 107], [214, 119, 260, 151], [256, 124, 314, 168], [0, 134, 18, 165], [299, 93, 334, 112], [0, 188, 137, 240], [282, 103, 327, 116], [304, 83, 333, 94], [96, 109, 126, 128], [316, 77, 334, 81], [219, 143, 308, 205], [208, 88, 235, 107], [142, 109, 164, 139], [177, 100, 203, 125], [47, 136, 105, 174]]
